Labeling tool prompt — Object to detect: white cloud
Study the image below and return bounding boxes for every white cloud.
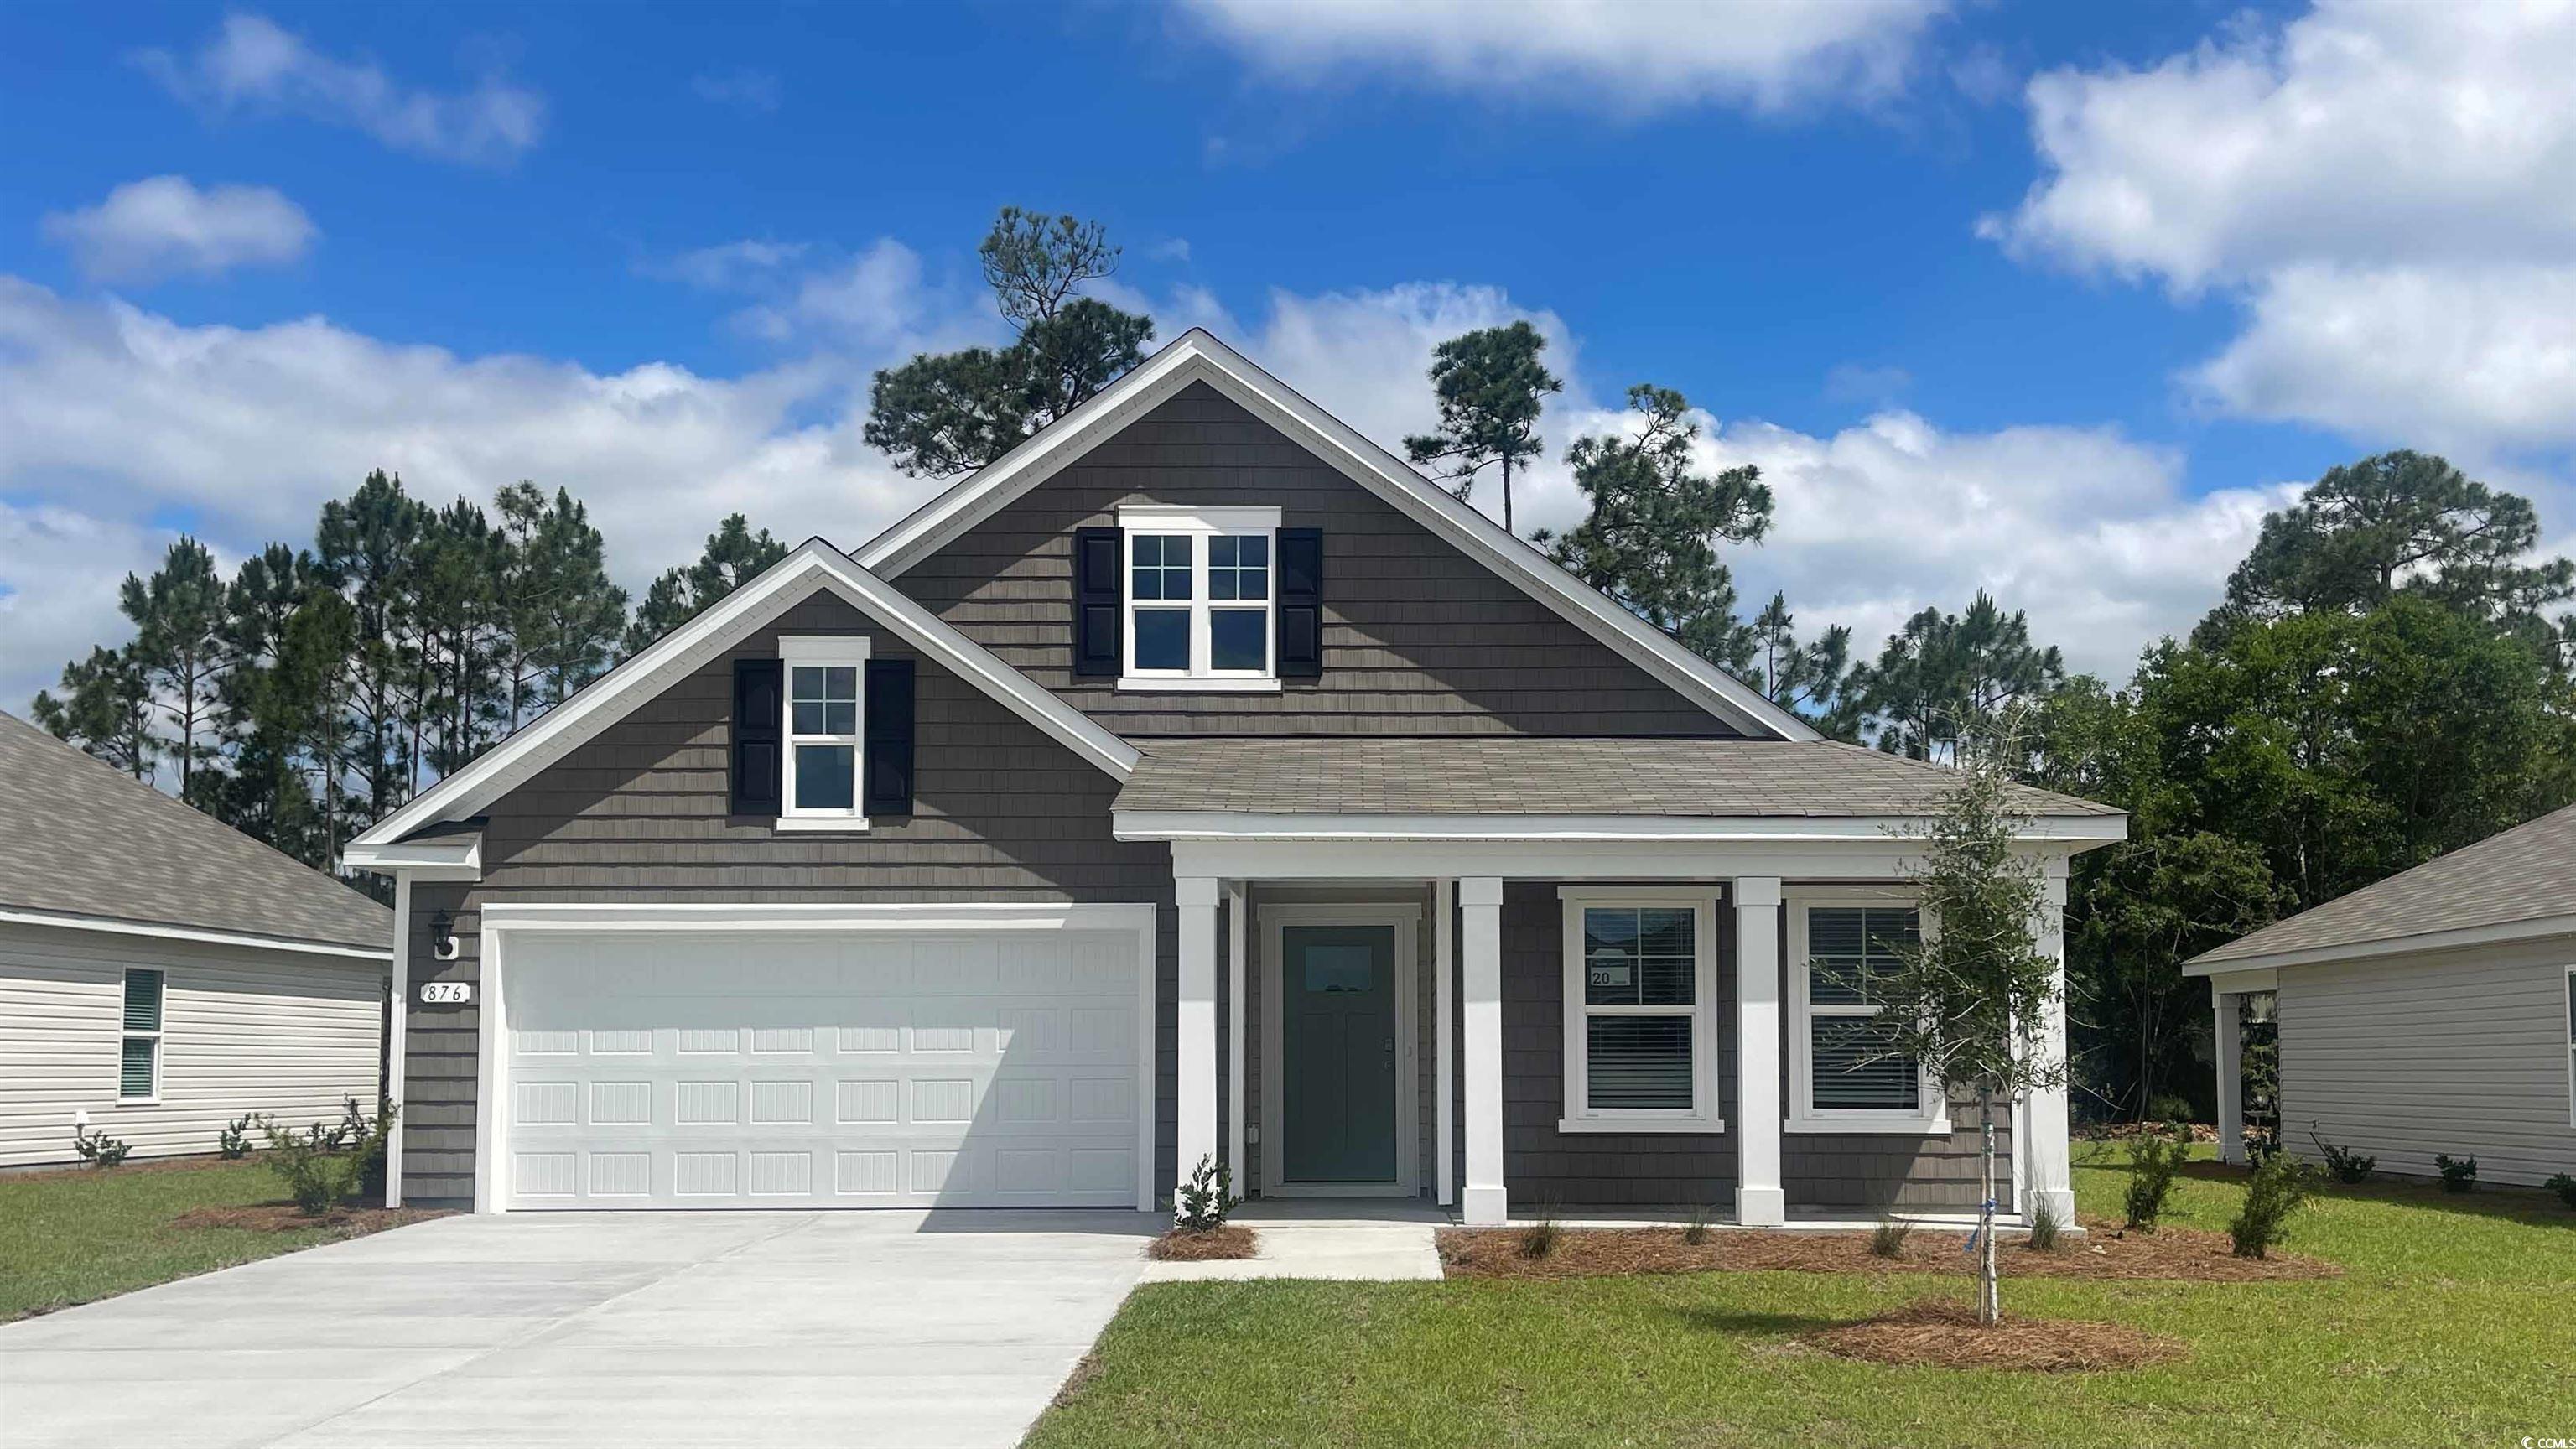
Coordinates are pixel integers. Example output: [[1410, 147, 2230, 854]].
[[1985, 0, 2576, 454], [1173, 0, 1950, 112], [0, 276, 929, 714], [41, 176, 315, 283], [138, 13, 544, 165], [651, 239, 813, 292]]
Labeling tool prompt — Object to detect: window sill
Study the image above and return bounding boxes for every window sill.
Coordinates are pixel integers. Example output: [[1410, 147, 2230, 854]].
[[115, 1098, 160, 1108], [774, 815, 871, 834], [1786, 1114, 1954, 1136], [1556, 1116, 1725, 1135], [1114, 676, 1282, 693]]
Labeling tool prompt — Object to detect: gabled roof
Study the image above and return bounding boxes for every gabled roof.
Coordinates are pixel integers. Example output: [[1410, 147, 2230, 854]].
[[2187, 801, 2576, 974], [0, 710, 390, 955], [348, 540, 1140, 854], [855, 329, 1818, 743], [1114, 737, 2124, 825]]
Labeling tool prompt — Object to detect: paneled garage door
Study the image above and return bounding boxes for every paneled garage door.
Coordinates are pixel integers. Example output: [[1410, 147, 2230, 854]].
[[496, 918, 1150, 1210]]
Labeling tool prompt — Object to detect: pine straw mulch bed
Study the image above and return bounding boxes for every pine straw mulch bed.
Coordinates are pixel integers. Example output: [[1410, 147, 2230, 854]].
[[1146, 1224, 1258, 1261], [169, 1203, 449, 1234], [1437, 1220, 2335, 1284], [1805, 1300, 2189, 1373]]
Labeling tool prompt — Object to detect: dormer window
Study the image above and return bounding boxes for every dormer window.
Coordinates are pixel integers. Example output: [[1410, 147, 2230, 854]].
[[1117, 505, 1280, 690]]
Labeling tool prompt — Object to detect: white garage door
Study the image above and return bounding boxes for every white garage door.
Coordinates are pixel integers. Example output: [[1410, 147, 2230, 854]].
[[497, 922, 1148, 1210]]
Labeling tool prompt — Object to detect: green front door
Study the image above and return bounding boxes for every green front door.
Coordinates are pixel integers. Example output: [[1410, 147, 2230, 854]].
[[1281, 923, 1399, 1184]]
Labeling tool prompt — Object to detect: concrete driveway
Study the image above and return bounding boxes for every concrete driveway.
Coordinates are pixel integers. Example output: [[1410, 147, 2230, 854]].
[[0, 1209, 1155, 1449]]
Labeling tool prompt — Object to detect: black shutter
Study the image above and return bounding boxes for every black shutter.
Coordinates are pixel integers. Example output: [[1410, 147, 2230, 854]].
[[1276, 527, 1323, 678], [863, 657, 916, 817], [1072, 526, 1124, 677], [730, 657, 783, 816]]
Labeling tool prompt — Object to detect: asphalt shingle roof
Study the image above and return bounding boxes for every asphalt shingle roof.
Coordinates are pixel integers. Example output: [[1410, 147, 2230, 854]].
[[2192, 801, 2576, 968], [0, 710, 390, 953], [1114, 736, 2122, 818]]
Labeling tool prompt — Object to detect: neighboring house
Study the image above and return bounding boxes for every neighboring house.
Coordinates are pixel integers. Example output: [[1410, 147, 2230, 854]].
[[2189, 804, 2576, 1187], [0, 710, 391, 1167], [345, 330, 2123, 1225]]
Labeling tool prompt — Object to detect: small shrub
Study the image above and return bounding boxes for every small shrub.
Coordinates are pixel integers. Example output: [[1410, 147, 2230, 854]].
[[1681, 1202, 1714, 1246], [2244, 1122, 2282, 1166], [2229, 1154, 2320, 1259], [2309, 1124, 2373, 1183], [260, 1098, 399, 1217], [219, 1112, 262, 1160], [2434, 1153, 2477, 1193], [1867, 1218, 1914, 1259], [2026, 1195, 2068, 1252], [2123, 1124, 2189, 1231], [2143, 1093, 2194, 1124], [2544, 1172, 2576, 1210], [1519, 1208, 1561, 1260], [1171, 1155, 1238, 1233], [72, 1123, 130, 1168]]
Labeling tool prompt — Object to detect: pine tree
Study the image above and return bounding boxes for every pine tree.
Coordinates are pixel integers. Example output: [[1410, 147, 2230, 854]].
[[1404, 321, 1562, 534], [627, 514, 787, 652], [118, 538, 231, 800], [315, 470, 429, 823], [1855, 591, 2064, 764], [1749, 593, 1866, 738], [32, 646, 158, 778], [496, 482, 627, 724]]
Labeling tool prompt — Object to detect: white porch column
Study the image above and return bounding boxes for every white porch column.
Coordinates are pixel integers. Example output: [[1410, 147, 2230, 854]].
[[2023, 863, 2075, 1225], [2213, 984, 2244, 1166], [1226, 882, 1247, 1187], [1176, 876, 1220, 1202], [384, 875, 411, 1208], [1732, 876, 1785, 1228], [1434, 878, 1457, 1208], [1459, 876, 1507, 1226]]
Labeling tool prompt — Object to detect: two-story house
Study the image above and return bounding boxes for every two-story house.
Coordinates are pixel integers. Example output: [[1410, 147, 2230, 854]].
[[345, 330, 2122, 1228]]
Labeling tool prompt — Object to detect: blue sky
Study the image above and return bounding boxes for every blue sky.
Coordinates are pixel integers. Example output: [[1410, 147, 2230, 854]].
[[3, 0, 2571, 710]]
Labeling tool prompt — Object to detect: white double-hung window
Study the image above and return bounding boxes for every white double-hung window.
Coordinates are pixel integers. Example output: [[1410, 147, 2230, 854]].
[[1558, 891, 1720, 1132], [1118, 505, 1278, 689], [1787, 889, 1949, 1134], [778, 636, 869, 830]]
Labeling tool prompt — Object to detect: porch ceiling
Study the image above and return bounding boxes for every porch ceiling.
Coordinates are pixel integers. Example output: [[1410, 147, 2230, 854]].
[[1114, 737, 2122, 821]]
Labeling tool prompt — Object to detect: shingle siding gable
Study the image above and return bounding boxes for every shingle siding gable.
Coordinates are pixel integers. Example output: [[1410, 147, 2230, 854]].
[[901, 382, 1743, 737]]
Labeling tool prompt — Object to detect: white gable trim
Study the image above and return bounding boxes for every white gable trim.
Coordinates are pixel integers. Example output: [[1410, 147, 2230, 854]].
[[2183, 911, 2576, 976], [349, 541, 1140, 849], [856, 330, 1817, 741]]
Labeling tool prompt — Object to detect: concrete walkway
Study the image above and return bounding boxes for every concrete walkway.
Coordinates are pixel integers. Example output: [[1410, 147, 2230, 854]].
[[1140, 1205, 1446, 1283], [0, 1209, 1154, 1449]]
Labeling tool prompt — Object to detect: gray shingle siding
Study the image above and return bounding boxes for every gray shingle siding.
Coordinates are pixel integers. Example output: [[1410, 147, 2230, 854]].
[[397, 592, 1173, 1209], [901, 382, 1740, 738]]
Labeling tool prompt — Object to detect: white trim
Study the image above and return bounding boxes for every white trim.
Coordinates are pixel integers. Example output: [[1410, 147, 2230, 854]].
[[385, 875, 410, 1208], [854, 330, 1817, 741], [341, 835, 482, 881], [2184, 910, 2576, 975], [1458, 876, 1505, 1225], [1732, 876, 1784, 1228], [2564, 966, 2574, 1131], [0, 906, 391, 963], [1117, 503, 1282, 531], [1176, 876, 1220, 1204], [1168, 836, 2085, 885], [778, 635, 870, 829], [1784, 888, 1951, 1136], [1118, 810, 2126, 844], [1258, 901, 1420, 1197], [1115, 676, 1283, 694], [352, 539, 1139, 849], [469, 899, 1160, 1214], [1227, 881, 1248, 1185], [1433, 879, 1455, 1208], [1556, 888, 1724, 1135]]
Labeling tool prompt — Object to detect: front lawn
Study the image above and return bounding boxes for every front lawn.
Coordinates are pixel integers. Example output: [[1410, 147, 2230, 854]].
[[1028, 1148, 2576, 1448], [0, 1158, 432, 1320]]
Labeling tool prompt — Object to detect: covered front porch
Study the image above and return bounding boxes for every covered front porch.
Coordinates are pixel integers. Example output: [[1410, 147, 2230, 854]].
[[1115, 739, 2119, 1230]]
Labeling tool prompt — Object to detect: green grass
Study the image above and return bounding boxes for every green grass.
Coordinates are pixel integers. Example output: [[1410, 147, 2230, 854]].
[[1028, 1147, 2576, 1448], [0, 1159, 392, 1319]]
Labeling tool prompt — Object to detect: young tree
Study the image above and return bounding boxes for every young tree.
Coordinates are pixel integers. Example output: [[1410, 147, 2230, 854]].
[[496, 482, 628, 724], [1855, 590, 2064, 764], [1538, 384, 1773, 672], [1865, 759, 2066, 1324], [1403, 321, 1562, 534], [1749, 592, 1866, 738], [865, 209, 1155, 477], [627, 514, 788, 652], [118, 538, 232, 800], [32, 646, 158, 778]]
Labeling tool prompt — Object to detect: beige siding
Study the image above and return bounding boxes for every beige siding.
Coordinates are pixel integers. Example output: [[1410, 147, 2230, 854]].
[[2278, 942, 2576, 1187], [0, 921, 384, 1167]]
